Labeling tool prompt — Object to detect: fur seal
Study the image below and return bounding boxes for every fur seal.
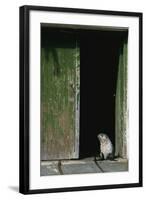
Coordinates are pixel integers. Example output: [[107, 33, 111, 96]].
[[97, 133, 114, 160]]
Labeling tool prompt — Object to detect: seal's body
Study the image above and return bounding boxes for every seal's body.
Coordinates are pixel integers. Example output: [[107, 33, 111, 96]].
[[97, 133, 114, 160]]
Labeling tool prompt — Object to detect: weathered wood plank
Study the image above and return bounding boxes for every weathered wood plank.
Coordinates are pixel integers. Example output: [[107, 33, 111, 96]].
[[41, 28, 80, 160], [115, 37, 128, 158]]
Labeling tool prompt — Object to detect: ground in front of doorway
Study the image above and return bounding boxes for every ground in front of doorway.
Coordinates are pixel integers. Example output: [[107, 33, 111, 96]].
[[40, 157, 128, 176]]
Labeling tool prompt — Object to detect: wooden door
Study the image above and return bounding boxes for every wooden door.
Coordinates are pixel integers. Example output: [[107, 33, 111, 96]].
[[41, 28, 80, 160], [115, 37, 128, 158]]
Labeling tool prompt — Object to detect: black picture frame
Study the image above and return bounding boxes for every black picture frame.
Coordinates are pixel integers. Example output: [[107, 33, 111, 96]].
[[19, 5, 143, 194]]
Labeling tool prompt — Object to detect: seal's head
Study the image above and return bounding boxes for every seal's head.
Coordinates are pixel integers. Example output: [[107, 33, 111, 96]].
[[97, 133, 110, 144]]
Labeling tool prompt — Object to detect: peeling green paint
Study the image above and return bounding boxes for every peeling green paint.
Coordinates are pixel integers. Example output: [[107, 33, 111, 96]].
[[41, 29, 80, 160], [115, 38, 128, 158]]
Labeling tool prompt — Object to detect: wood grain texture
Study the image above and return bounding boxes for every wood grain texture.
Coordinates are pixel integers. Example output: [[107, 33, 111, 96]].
[[115, 38, 128, 158], [41, 28, 80, 160]]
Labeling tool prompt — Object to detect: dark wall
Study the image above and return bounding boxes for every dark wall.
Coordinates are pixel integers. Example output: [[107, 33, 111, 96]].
[[79, 30, 127, 158]]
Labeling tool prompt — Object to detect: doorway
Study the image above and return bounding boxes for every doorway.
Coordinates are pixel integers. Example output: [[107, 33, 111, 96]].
[[41, 25, 128, 161], [80, 30, 128, 158]]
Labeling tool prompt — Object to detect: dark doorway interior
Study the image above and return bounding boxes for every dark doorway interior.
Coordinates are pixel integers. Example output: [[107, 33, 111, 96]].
[[79, 30, 126, 158]]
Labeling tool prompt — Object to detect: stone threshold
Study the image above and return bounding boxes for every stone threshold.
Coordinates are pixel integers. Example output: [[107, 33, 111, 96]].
[[40, 157, 128, 176]]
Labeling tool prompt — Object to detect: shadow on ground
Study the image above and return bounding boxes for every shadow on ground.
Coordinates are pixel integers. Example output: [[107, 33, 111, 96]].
[[8, 186, 19, 193]]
